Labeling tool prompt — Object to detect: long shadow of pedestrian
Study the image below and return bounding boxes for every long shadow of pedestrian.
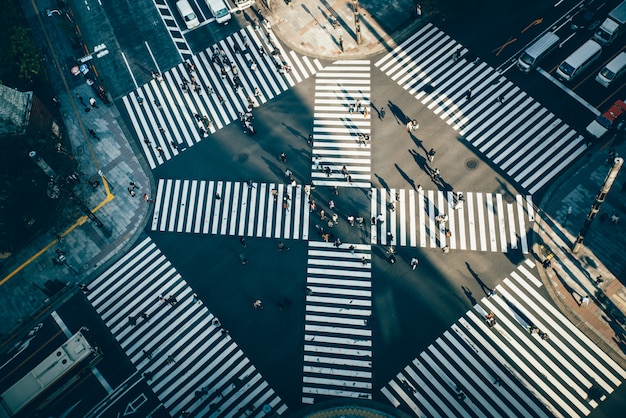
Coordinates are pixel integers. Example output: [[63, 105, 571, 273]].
[[466, 262, 492, 296], [281, 122, 309, 146], [388, 100, 409, 125], [374, 173, 390, 193], [408, 149, 430, 176], [409, 133, 425, 152], [550, 266, 585, 305], [461, 286, 477, 306], [394, 163, 416, 190]]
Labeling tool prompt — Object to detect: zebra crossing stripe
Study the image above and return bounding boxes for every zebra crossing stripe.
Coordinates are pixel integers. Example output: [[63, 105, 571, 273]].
[[86, 237, 287, 416], [382, 260, 625, 418], [303, 242, 372, 404], [372, 189, 533, 253], [151, 179, 309, 240], [121, 25, 321, 169], [375, 25, 587, 195], [150, 0, 193, 61]]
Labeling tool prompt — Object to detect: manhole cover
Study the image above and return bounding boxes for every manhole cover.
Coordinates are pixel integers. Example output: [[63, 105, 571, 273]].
[[238, 153, 249, 162], [465, 159, 478, 170]]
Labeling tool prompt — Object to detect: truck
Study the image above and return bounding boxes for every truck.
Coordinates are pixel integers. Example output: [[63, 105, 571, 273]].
[[585, 99, 626, 139], [594, 0, 626, 45]]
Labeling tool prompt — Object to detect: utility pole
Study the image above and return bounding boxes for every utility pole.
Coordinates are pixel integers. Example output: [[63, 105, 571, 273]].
[[353, 0, 362, 44], [572, 157, 623, 253]]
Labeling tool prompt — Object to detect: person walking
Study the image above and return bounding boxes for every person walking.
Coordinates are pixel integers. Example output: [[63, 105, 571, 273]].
[[277, 241, 289, 251], [427, 148, 436, 162], [253, 299, 263, 309], [465, 89, 472, 100], [89, 97, 98, 108], [379, 106, 386, 120], [280, 152, 287, 163], [410, 257, 419, 270], [240, 237, 246, 247]]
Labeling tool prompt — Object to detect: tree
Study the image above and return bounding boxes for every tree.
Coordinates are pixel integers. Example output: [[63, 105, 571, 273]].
[[10, 27, 43, 85]]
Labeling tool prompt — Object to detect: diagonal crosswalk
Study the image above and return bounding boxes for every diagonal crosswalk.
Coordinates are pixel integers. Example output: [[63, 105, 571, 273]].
[[381, 259, 626, 418], [371, 188, 534, 253], [302, 241, 373, 404], [311, 60, 371, 188], [150, 179, 310, 240], [122, 25, 323, 169], [86, 237, 288, 417], [375, 23, 588, 195]]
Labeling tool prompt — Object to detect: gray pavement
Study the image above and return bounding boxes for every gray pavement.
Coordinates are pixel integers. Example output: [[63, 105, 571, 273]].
[[0, 0, 151, 339]]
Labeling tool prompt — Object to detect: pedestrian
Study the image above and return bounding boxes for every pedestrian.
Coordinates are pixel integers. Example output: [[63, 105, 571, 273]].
[[417, 184, 423, 193], [349, 245, 355, 254], [329, 199, 335, 210], [285, 168, 292, 178], [356, 216, 364, 224], [143, 349, 153, 359], [497, 94, 505, 103], [432, 168, 441, 181], [334, 238, 342, 248], [141, 312, 149, 320], [611, 214, 619, 223], [239, 253, 248, 264], [427, 148, 436, 162], [406, 119, 419, 132], [322, 232, 330, 242], [452, 46, 461, 61], [277, 241, 289, 251], [310, 200, 316, 212], [166, 354, 176, 364], [240, 237, 246, 247], [76, 93, 85, 105], [580, 296, 590, 306], [377, 213, 385, 224], [89, 97, 98, 108], [347, 215, 355, 226], [129, 315, 137, 325], [410, 257, 419, 270], [488, 288, 496, 297], [308, 134, 314, 146], [128, 187, 136, 197], [253, 299, 263, 309], [341, 165, 348, 177], [320, 209, 326, 220], [280, 152, 287, 163], [347, 174, 352, 183], [386, 231, 394, 242], [379, 106, 386, 120], [332, 213, 338, 224], [465, 88, 472, 100], [416, 3, 422, 16], [192, 293, 199, 303], [215, 193, 221, 200], [361, 256, 368, 265]]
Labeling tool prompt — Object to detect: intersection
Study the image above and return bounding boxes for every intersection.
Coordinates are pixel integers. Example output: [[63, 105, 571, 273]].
[[2, 1, 626, 417]]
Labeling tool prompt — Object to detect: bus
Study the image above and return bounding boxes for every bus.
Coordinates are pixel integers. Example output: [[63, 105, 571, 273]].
[[0, 330, 99, 417]]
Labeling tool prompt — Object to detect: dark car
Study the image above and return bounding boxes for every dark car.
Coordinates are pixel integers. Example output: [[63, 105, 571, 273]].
[[571, 7, 601, 31]]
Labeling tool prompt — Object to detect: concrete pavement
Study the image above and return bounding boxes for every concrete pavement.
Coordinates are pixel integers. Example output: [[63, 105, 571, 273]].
[[0, 0, 151, 340]]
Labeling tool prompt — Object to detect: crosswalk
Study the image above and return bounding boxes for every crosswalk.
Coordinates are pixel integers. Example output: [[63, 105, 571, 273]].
[[150, 0, 193, 61], [312, 60, 371, 188], [371, 188, 534, 254], [150, 179, 310, 240], [381, 259, 626, 418], [302, 241, 373, 404], [86, 237, 288, 417], [375, 23, 588, 195], [122, 25, 323, 169]]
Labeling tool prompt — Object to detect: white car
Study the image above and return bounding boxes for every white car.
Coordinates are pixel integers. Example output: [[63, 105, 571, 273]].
[[177, 0, 200, 29]]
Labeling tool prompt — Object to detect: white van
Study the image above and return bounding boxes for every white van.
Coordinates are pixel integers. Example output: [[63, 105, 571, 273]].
[[556, 39, 602, 81], [517, 32, 560, 73], [206, 0, 231, 24], [596, 52, 626, 87], [176, 0, 199, 29]]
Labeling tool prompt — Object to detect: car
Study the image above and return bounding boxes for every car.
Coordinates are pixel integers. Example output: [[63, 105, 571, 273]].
[[571, 7, 601, 31], [585, 99, 626, 139]]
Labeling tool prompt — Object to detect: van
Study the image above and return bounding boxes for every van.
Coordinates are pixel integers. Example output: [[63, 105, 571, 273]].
[[555, 39, 602, 81], [176, 0, 199, 29], [206, 0, 231, 24], [596, 52, 626, 87], [517, 32, 560, 73]]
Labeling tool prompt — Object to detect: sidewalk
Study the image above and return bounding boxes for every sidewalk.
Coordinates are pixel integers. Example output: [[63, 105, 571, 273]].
[[266, 0, 424, 59], [0, 0, 151, 339], [533, 138, 626, 369]]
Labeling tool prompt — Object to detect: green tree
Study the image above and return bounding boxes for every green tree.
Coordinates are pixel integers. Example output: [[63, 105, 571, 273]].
[[10, 27, 43, 85]]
